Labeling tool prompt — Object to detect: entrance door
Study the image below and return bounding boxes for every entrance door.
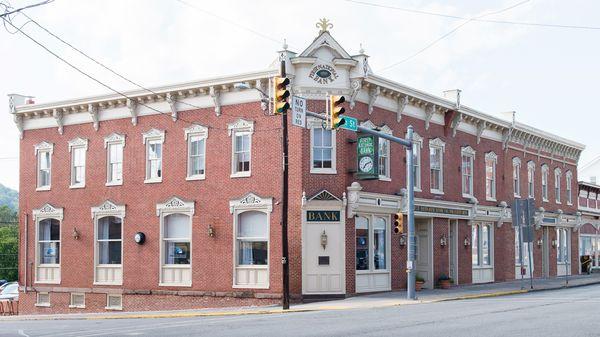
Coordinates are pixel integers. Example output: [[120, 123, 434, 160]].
[[415, 219, 433, 289], [515, 227, 533, 279], [449, 220, 458, 284], [542, 227, 550, 278], [556, 228, 570, 276], [303, 214, 345, 295], [355, 215, 391, 293]]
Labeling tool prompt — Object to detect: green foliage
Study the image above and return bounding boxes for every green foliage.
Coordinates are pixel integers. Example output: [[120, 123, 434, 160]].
[[0, 205, 18, 282], [0, 184, 18, 212]]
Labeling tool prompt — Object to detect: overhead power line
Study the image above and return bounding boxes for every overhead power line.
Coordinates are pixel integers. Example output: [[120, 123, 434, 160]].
[[0, 0, 53, 18], [379, 0, 530, 71], [345, 0, 600, 31]]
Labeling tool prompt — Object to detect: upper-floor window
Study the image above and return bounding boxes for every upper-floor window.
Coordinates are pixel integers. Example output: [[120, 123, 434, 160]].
[[527, 161, 535, 198], [228, 119, 254, 178], [104, 133, 125, 186], [554, 168, 561, 203], [143, 129, 165, 183], [311, 127, 335, 173], [377, 125, 392, 181], [411, 131, 423, 191], [185, 124, 208, 180], [566, 171, 573, 205], [35, 141, 53, 191], [541, 165, 549, 201], [461, 146, 475, 198], [68, 138, 88, 188], [485, 152, 497, 201], [429, 138, 445, 194], [512, 157, 521, 198]]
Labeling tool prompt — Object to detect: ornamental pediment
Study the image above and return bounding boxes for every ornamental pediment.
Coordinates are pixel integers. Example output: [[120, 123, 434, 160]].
[[184, 124, 209, 139], [34, 141, 54, 155], [142, 128, 165, 143], [68, 137, 88, 151], [104, 133, 125, 147], [156, 196, 195, 216], [227, 119, 254, 135], [33, 203, 63, 220], [229, 192, 273, 213], [309, 190, 341, 202], [91, 200, 126, 219]]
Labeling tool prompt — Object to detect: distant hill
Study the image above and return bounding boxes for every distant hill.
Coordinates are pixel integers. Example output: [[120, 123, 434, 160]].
[[0, 184, 18, 211]]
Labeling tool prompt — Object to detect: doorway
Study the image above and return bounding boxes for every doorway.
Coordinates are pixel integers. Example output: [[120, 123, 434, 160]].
[[415, 218, 433, 289], [449, 220, 458, 284]]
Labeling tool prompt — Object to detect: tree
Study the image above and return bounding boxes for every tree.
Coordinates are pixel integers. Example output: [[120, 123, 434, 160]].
[[0, 205, 18, 282]]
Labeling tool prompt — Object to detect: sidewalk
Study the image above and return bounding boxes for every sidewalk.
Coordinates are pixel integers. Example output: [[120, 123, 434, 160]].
[[4, 273, 600, 321]]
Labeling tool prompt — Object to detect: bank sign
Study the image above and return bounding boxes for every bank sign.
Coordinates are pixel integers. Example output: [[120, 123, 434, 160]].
[[307, 210, 341, 222], [356, 134, 379, 180]]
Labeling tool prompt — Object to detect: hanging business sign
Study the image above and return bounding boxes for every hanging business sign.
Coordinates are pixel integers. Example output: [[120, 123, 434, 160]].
[[356, 133, 379, 180]]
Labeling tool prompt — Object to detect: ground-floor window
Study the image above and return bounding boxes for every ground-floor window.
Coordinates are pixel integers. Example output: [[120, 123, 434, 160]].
[[237, 211, 268, 266], [355, 215, 388, 271], [163, 214, 191, 265], [557, 228, 569, 264], [472, 223, 491, 267]]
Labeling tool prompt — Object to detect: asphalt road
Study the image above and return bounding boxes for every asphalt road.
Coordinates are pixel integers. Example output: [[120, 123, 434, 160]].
[[3, 285, 600, 337]]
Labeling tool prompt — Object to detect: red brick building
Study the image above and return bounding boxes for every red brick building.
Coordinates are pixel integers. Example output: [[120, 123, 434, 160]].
[[13, 24, 585, 314]]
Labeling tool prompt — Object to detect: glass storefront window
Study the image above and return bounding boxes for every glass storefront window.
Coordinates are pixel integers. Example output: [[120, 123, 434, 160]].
[[374, 217, 386, 270], [355, 216, 369, 271], [472, 225, 479, 266]]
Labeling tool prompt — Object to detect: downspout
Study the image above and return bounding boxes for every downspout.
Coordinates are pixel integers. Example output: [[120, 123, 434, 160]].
[[24, 212, 28, 293]]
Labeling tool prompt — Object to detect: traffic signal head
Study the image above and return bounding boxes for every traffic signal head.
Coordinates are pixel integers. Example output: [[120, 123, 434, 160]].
[[329, 95, 346, 129], [273, 76, 291, 114], [393, 212, 403, 234]]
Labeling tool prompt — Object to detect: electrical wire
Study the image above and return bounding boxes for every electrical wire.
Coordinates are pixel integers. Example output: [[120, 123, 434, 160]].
[[379, 0, 530, 71], [0, 0, 52, 18], [345, 0, 600, 31]]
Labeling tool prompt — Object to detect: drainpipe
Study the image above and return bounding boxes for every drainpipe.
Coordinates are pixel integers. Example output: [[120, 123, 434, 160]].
[[24, 212, 28, 293]]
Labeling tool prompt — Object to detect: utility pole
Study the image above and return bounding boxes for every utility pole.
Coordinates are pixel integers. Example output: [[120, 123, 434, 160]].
[[405, 126, 416, 300], [280, 58, 290, 310]]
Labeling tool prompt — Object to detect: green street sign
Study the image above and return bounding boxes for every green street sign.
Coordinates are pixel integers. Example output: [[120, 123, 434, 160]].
[[356, 133, 379, 180], [340, 116, 358, 132]]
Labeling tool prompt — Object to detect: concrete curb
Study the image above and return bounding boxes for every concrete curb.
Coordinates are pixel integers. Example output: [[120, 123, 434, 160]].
[[4, 280, 600, 321]]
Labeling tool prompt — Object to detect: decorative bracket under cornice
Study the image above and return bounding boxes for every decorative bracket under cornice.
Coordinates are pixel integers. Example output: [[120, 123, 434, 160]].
[[166, 93, 178, 122], [397, 95, 408, 123], [88, 104, 99, 131], [53, 109, 64, 135], [476, 121, 486, 144], [13, 114, 23, 140], [256, 79, 269, 112], [349, 79, 362, 109], [127, 99, 138, 126], [424, 104, 435, 130], [367, 86, 380, 115], [450, 111, 462, 137], [210, 86, 221, 116]]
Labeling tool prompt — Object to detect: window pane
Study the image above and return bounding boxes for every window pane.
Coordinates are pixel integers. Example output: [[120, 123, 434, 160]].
[[39, 219, 60, 241], [98, 241, 122, 264], [40, 152, 50, 169], [374, 217, 386, 270], [322, 149, 332, 168], [313, 128, 323, 147], [355, 216, 369, 271], [482, 225, 490, 265], [472, 225, 479, 266], [164, 242, 190, 265], [238, 241, 268, 265], [238, 211, 267, 238], [322, 129, 332, 147], [98, 216, 122, 240], [164, 214, 190, 239], [39, 242, 60, 264]]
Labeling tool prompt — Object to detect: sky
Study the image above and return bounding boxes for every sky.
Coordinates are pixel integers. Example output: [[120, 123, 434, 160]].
[[1, 0, 599, 191]]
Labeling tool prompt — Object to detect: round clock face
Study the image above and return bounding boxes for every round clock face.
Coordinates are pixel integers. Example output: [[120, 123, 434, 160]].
[[359, 156, 373, 173]]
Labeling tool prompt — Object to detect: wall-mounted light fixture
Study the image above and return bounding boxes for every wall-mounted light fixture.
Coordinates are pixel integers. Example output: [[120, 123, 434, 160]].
[[399, 235, 406, 246], [537, 239, 543, 247], [464, 236, 471, 247], [134, 232, 146, 245], [321, 230, 328, 250], [72, 227, 80, 240], [551, 239, 557, 248], [208, 225, 215, 238], [440, 234, 448, 247]]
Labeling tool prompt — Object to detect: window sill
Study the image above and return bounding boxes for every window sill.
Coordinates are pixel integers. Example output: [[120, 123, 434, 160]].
[[414, 188, 422, 193], [555, 201, 562, 205], [514, 194, 521, 199], [542, 198, 549, 203], [186, 175, 205, 181], [379, 177, 392, 182], [158, 282, 192, 287], [144, 178, 162, 184], [93, 281, 123, 286], [462, 193, 474, 199], [232, 283, 269, 290], [36, 186, 51, 192], [105, 306, 123, 311], [486, 197, 497, 202], [310, 169, 337, 175], [69, 184, 85, 189], [105, 181, 123, 187], [35, 303, 51, 308], [231, 172, 251, 178], [69, 305, 85, 309], [567, 202, 573, 206], [431, 190, 444, 195], [34, 280, 60, 285]]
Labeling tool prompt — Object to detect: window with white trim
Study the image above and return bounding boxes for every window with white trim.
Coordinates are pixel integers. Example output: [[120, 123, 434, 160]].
[[104, 133, 125, 186], [92, 201, 125, 285], [429, 138, 445, 194], [554, 168, 561, 203], [97, 217, 122, 264], [485, 152, 497, 201], [38, 218, 60, 265], [33, 204, 63, 284], [143, 129, 165, 183], [157, 197, 194, 287], [185, 124, 208, 180], [566, 171, 573, 205], [378, 125, 393, 180], [527, 161, 535, 198], [311, 127, 335, 172], [68, 138, 88, 188], [541, 165, 549, 201], [556, 228, 569, 264], [512, 157, 521, 197], [411, 131, 423, 191], [36, 292, 50, 307], [69, 293, 85, 309], [461, 146, 475, 198], [228, 119, 254, 178], [472, 223, 492, 267], [106, 294, 122, 310], [35, 141, 53, 190], [230, 193, 272, 289]]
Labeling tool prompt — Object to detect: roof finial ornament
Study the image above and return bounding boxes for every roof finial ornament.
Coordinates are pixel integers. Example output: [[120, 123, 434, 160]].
[[282, 38, 288, 51], [316, 18, 333, 33], [359, 43, 365, 54]]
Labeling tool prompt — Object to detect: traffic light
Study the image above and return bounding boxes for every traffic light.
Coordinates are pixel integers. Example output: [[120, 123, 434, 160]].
[[328, 95, 346, 129], [273, 76, 290, 114], [393, 212, 404, 234]]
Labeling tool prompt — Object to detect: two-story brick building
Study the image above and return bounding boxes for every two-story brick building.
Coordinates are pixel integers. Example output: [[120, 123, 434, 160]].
[[13, 22, 585, 314]]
